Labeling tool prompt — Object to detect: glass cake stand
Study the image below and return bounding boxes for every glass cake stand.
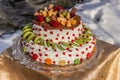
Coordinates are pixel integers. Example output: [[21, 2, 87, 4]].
[[12, 35, 103, 80]]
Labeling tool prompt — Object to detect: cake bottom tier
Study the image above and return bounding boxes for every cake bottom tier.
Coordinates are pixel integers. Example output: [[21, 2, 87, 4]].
[[12, 35, 100, 73], [21, 34, 96, 66]]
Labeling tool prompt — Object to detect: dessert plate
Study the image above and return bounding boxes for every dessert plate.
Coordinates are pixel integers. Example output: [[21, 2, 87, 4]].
[[12, 35, 102, 74]]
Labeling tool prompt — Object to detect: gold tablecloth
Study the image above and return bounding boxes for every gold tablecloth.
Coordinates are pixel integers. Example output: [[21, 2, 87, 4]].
[[0, 40, 120, 80]]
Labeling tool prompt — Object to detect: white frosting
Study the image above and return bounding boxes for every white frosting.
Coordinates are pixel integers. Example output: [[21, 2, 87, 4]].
[[32, 23, 83, 43]]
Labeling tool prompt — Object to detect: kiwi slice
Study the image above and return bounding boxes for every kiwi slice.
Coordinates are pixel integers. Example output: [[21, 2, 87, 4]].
[[75, 39, 84, 45], [62, 42, 72, 48], [56, 44, 65, 51], [68, 41, 79, 47], [23, 47, 27, 52], [40, 38, 45, 46], [51, 43, 56, 50], [23, 32, 33, 39], [82, 33, 92, 37], [73, 43, 80, 47], [22, 23, 32, 31], [82, 38, 91, 42], [34, 36, 41, 44], [85, 29, 90, 33], [27, 34, 36, 42], [22, 28, 32, 33], [46, 40, 51, 47]]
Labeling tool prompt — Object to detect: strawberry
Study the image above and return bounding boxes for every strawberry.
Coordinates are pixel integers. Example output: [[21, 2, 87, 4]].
[[50, 20, 60, 28], [32, 54, 38, 60], [37, 15, 44, 22], [86, 53, 92, 59], [54, 5, 64, 11]]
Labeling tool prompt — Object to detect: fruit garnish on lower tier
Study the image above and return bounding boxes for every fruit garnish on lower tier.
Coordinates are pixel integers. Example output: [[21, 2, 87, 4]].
[[74, 58, 80, 65], [33, 4, 81, 29], [22, 23, 32, 31]]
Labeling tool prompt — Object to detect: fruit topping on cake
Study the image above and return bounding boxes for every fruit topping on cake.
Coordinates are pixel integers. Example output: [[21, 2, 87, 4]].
[[33, 4, 81, 29]]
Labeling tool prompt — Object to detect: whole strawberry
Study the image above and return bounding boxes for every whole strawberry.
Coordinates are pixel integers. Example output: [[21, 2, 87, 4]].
[[37, 15, 44, 22], [50, 20, 60, 28]]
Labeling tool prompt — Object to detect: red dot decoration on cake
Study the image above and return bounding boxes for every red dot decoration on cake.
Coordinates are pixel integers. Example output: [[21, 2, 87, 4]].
[[68, 36, 70, 39], [81, 51, 84, 54], [26, 44, 29, 47], [68, 54, 72, 57], [50, 31, 53, 34], [66, 48, 70, 51], [62, 52, 66, 55], [38, 34, 41, 36], [62, 36, 64, 39], [50, 39, 53, 42], [44, 34, 47, 37], [38, 28, 42, 31], [72, 34, 75, 36], [86, 42, 89, 44], [78, 28, 80, 31], [55, 37, 59, 40], [54, 49, 57, 52], [31, 52, 34, 54], [66, 32, 69, 35], [55, 54, 59, 57], [80, 44, 82, 47], [53, 61, 56, 64], [39, 53, 42, 56], [69, 49, 72, 52], [80, 58, 83, 62], [45, 47, 48, 50], [38, 49, 41, 51], [57, 34, 59, 36], [32, 28, 35, 30], [32, 47, 34, 50], [76, 54, 79, 57], [71, 40, 75, 42], [37, 43, 40, 45], [59, 28, 63, 32], [89, 46, 91, 48], [71, 28, 74, 30], [86, 48, 88, 50], [75, 48, 79, 51], [45, 53, 48, 56], [68, 61, 70, 64]]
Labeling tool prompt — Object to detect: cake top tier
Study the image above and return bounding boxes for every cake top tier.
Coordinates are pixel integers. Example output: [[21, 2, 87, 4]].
[[33, 4, 81, 30]]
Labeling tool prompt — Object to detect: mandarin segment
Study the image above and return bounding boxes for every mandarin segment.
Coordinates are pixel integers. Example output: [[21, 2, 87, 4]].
[[92, 45, 96, 53], [59, 60, 66, 66], [45, 58, 52, 65]]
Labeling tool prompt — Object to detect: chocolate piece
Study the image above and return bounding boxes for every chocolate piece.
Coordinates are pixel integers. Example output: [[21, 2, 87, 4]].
[[70, 7, 77, 13]]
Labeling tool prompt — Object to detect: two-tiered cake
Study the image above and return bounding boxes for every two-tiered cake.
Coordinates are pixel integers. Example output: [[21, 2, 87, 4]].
[[21, 4, 96, 66]]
